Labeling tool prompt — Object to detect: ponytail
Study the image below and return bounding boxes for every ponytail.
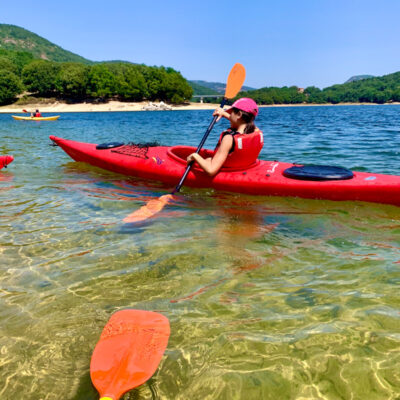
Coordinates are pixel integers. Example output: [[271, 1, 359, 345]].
[[241, 111, 256, 134]]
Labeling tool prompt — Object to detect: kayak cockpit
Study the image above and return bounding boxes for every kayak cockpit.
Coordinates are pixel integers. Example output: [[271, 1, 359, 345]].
[[167, 146, 213, 165], [167, 145, 260, 171]]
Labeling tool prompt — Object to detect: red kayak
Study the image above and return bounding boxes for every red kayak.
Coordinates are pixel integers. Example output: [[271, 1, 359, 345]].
[[50, 135, 400, 207], [0, 155, 14, 170]]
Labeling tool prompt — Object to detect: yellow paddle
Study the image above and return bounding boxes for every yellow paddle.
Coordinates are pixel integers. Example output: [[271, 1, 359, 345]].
[[123, 63, 246, 223]]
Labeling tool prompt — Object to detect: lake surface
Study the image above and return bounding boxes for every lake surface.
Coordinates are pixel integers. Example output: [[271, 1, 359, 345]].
[[1, 105, 399, 400]]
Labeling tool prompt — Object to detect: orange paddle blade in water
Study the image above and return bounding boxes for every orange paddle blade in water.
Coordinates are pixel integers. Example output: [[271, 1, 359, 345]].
[[123, 194, 174, 223], [90, 309, 170, 400]]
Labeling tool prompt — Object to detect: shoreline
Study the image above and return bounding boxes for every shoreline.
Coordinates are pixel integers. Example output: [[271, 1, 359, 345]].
[[1, 100, 400, 113], [0, 100, 217, 113]]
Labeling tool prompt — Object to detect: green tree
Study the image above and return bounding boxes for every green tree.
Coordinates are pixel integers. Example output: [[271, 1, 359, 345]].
[[0, 69, 23, 104], [391, 87, 400, 102], [0, 49, 34, 74], [358, 88, 376, 103], [141, 66, 164, 100], [340, 89, 359, 103], [122, 65, 147, 100], [87, 64, 116, 98], [373, 90, 390, 104], [0, 56, 18, 74], [304, 86, 321, 96], [139, 65, 192, 103], [107, 63, 148, 101], [22, 60, 60, 95], [162, 67, 193, 103], [56, 62, 89, 99], [304, 86, 327, 103], [255, 92, 274, 104]]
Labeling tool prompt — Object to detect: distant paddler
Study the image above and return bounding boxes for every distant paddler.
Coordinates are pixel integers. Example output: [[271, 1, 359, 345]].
[[12, 109, 60, 121], [23, 108, 42, 117]]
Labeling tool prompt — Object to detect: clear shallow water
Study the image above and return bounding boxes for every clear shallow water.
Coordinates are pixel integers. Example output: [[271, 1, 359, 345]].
[[0, 105, 400, 400]]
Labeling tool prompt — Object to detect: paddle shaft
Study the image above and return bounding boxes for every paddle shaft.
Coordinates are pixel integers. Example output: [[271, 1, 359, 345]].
[[173, 97, 227, 194]]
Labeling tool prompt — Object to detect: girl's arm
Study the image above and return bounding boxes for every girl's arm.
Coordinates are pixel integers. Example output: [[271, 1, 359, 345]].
[[187, 135, 233, 177]]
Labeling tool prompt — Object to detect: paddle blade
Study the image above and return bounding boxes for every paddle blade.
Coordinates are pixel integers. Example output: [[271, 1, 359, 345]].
[[90, 310, 170, 400], [224, 63, 246, 99], [123, 194, 174, 223]]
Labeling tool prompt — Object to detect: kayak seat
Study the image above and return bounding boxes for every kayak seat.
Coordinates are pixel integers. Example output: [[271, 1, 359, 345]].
[[283, 165, 354, 181], [96, 142, 124, 150]]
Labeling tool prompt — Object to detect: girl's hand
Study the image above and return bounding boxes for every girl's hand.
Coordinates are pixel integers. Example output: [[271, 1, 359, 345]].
[[213, 107, 229, 121], [187, 153, 196, 164]]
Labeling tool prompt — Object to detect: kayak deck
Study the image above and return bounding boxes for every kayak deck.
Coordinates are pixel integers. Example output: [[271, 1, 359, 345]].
[[50, 135, 400, 207]]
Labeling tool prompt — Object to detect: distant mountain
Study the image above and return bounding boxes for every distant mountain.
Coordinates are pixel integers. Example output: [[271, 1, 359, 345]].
[[190, 80, 256, 95], [0, 24, 92, 64], [188, 81, 220, 96], [345, 75, 374, 83], [96, 59, 137, 65]]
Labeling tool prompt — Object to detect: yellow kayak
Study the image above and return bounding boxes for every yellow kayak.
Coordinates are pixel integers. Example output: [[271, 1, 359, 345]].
[[12, 115, 60, 121]]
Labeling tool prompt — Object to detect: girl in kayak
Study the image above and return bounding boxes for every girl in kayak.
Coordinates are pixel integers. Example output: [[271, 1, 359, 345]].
[[186, 98, 263, 176]]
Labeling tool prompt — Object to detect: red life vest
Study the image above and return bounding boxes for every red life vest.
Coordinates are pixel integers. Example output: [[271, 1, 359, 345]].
[[215, 127, 264, 170], [34, 113, 42, 117]]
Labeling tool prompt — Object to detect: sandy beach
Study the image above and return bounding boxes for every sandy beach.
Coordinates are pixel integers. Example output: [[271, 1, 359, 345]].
[[0, 100, 219, 113], [0, 100, 398, 114]]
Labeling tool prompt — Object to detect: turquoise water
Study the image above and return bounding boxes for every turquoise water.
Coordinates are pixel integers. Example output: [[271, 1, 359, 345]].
[[1, 106, 399, 399]]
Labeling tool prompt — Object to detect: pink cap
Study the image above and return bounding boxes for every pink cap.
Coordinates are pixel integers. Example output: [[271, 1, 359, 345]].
[[227, 97, 258, 117]]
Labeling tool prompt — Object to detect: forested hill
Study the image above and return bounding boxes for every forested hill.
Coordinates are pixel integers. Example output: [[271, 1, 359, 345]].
[[0, 24, 193, 105], [0, 24, 91, 64], [239, 71, 400, 105]]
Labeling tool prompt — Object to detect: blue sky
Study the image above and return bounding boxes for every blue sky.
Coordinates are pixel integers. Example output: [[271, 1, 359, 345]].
[[1, 0, 400, 89]]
